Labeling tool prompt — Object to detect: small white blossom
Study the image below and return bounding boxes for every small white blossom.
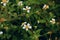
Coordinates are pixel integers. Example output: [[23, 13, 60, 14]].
[[18, 1, 23, 6], [50, 18, 55, 24], [37, 20, 40, 23], [23, 6, 31, 13], [1, 0, 9, 6], [21, 22, 32, 31], [43, 4, 49, 10], [0, 31, 3, 34]]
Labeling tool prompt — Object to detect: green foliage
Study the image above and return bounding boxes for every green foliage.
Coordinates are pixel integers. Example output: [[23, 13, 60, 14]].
[[0, 0, 60, 40]]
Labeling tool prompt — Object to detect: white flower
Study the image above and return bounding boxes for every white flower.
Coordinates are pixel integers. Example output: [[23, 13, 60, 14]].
[[1, 0, 9, 6], [0, 31, 3, 34], [18, 1, 23, 6], [23, 6, 31, 13], [22, 22, 32, 31], [50, 18, 55, 24], [42, 4, 49, 10], [37, 20, 40, 23]]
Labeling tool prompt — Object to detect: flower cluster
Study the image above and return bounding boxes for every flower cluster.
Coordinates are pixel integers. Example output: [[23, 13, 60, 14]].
[[1, 0, 9, 6], [21, 22, 32, 31], [42, 4, 49, 10], [23, 6, 31, 13], [17, 1, 31, 13], [0, 0, 59, 40], [18, 1, 23, 6], [50, 18, 56, 24], [1, 0, 31, 13]]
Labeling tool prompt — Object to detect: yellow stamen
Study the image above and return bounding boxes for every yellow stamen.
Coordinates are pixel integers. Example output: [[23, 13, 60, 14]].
[[25, 25, 29, 29]]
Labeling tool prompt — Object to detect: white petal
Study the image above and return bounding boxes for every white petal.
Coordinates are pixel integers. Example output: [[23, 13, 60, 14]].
[[23, 8, 26, 10], [37, 20, 40, 23], [27, 23, 32, 29], [27, 10, 30, 13], [1, 2, 3, 4], [29, 26, 32, 29], [24, 25, 26, 27], [26, 29, 28, 31], [52, 18, 55, 21], [0, 31, 3, 34], [28, 7, 31, 9], [43, 4, 46, 8], [26, 6, 28, 8], [3, 3, 6, 6], [50, 20, 52, 22], [23, 27, 25, 29], [27, 23, 30, 26]]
